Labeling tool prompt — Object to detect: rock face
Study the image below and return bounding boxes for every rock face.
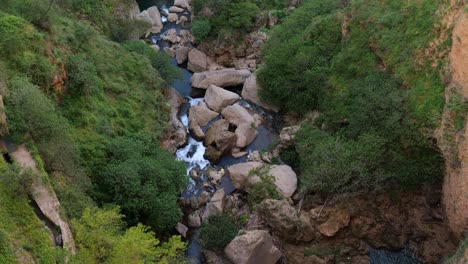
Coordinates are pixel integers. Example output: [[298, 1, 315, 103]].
[[205, 85, 240, 112], [224, 230, 282, 264], [241, 73, 278, 112], [227, 162, 264, 189], [188, 49, 208, 73], [160, 88, 187, 153], [191, 69, 251, 89], [269, 165, 297, 198], [188, 105, 218, 140], [442, 10, 468, 237], [222, 104, 258, 148]]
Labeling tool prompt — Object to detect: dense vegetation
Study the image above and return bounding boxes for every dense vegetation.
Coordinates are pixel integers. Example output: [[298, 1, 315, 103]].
[[257, 0, 451, 193], [199, 214, 239, 251], [0, 0, 186, 261]]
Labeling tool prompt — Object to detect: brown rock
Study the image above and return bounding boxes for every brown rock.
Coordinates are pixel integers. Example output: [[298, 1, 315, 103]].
[[204, 119, 230, 146], [241, 73, 278, 112], [224, 230, 282, 264], [191, 69, 251, 89], [203, 189, 226, 219], [204, 146, 223, 164], [227, 162, 264, 189], [169, 6, 184, 13], [188, 105, 218, 140], [176, 222, 188, 238], [167, 13, 178, 23], [188, 211, 202, 227], [317, 208, 350, 237], [216, 131, 237, 155], [205, 85, 240, 112], [222, 104, 258, 148], [175, 47, 190, 64], [268, 165, 297, 198], [188, 49, 208, 73]]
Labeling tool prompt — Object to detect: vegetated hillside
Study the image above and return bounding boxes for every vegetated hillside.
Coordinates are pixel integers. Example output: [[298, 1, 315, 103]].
[[0, 0, 187, 262], [259, 0, 456, 193]]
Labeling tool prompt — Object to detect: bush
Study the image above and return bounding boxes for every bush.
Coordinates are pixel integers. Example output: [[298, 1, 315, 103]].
[[66, 54, 100, 97], [192, 18, 212, 42], [99, 136, 186, 233], [257, 0, 342, 112], [199, 214, 239, 251], [247, 168, 282, 207]]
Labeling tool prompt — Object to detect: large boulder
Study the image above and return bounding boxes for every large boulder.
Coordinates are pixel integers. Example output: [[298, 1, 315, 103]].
[[204, 145, 223, 164], [224, 230, 282, 264], [175, 47, 190, 65], [268, 165, 297, 198], [241, 73, 278, 112], [146, 6, 163, 34], [174, 0, 190, 9], [169, 6, 184, 13], [188, 105, 218, 140], [203, 189, 226, 219], [227, 162, 264, 189], [167, 13, 178, 23], [221, 104, 258, 148], [317, 207, 350, 237], [188, 49, 208, 73], [205, 85, 240, 112], [191, 69, 251, 89], [188, 211, 202, 227], [160, 88, 187, 153], [204, 119, 230, 146], [258, 199, 316, 242]]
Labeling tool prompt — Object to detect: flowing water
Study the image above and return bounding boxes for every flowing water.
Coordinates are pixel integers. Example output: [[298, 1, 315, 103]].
[[136, 1, 425, 263]]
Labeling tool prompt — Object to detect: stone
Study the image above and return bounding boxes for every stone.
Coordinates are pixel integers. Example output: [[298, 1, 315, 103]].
[[163, 28, 179, 44], [205, 85, 240, 112], [179, 16, 188, 24], [150, 44, 160, 52], [204, 119, 230, 146], [188, 49, 208, 73], [227, 162, 264, 189], [232, 149, 248, 158], [188, 105, 218, 140], [203, 189, 226, 219], [164, 47, 176, 57], [174, 0, 189, 9], [169, 6, 184, 13], [175, 47, 190, 64], [167, 13, 178, 23], [176, 222, 188, 238], [190, 169, 200, 181], [241, 73, 278, 112], [268, 165, 297, 198], [280, 126, 301, 145], [317, 208, 350, 237], [215, 131, 237, 155], [188, 211, 202, 227], [160, 88, 187, 153], [191, 69, 251, 89], [198, 191, 211, 206], [248, 151, 261, 162], [180, 29, 193, 44], [224, 230, 282, 264], [136, 10, 153, 25], [221, 104, 258, 148], [204, 146, 223, 164], [208, 168, 225, 185]]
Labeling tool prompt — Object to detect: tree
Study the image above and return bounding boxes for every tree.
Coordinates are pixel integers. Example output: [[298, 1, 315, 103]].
[[199, 214, 238, 251]]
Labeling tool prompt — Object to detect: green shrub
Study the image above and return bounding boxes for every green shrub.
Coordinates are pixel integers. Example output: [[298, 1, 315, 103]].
[[192, 18, 212, 42], [247, 168, 282, 207], [66, 54, 100, 97], [99, 136, 186, 233], [199, 214, 238, 251]]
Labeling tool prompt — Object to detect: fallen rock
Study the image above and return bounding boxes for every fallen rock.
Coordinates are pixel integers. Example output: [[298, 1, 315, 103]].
[[208, 168, 225, 185], [280, 126, 301, 146], [268, 165, 297, 198], [215, 131, 237, 155], [191, 69, 251, 89], [174, 0, 189, 9], [242, 73, 278, 112], [163, 28, 180, 44], [221, 104, 258, 148], [317, 208, 350, 237], [227, 162, 264, 189], [188, 105, 218, 140], [188, 49, 208, 73], [146, 6, 163, 34], [188, 211, 202, 228], [204, 119, 230, 146], [203, 189, 226, 219], [190, 169, 200, 181], [160, 88, 187, 153], [204, 146, 223, 163], [169, 6, 184, 13], [232, 148, 248, 158], [167, 13, 178, 23], [175, 46, 190, 64], [179, 16, 188, 24], [151, 44, 160, 52], [224, 230, 282, 264], [180, 29, 193, 44], [205, 85, 240, 112], [164, 47, 176, 57], [176, 222, 188, 238]]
